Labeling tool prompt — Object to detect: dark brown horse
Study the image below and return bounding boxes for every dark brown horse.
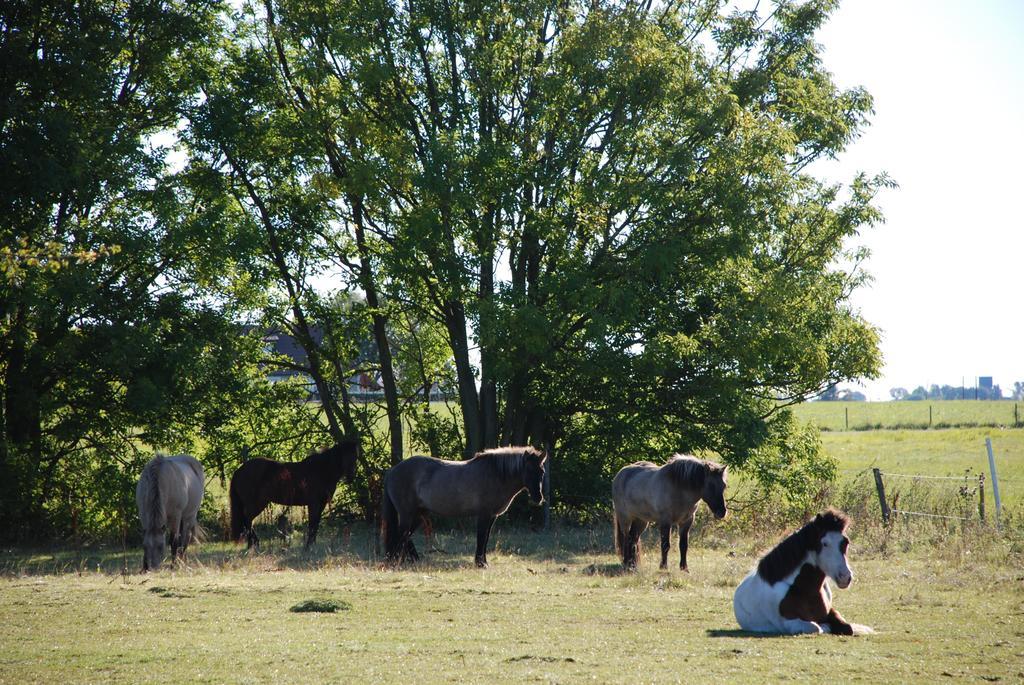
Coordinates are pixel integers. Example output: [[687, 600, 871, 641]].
[[229, 440, 359, 548], [612, 454, 728, 571], [382, 446, 546, 567]]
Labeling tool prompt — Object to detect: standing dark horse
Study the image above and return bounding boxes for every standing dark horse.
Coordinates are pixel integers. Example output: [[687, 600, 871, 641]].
[[612, 454, 727, 570], [229, 440, 359, 549], [382, 446, 547, 568], [733, 509, 872, 635]]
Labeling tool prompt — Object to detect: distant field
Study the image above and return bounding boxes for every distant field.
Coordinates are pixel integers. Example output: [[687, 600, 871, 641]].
[[820, 428, 1024, 511], [792, 399, 1023, 431]]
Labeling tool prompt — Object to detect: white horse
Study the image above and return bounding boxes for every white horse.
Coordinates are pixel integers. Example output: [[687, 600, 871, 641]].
[[733, 509, 872, 635], [136, 454, 205, 571]]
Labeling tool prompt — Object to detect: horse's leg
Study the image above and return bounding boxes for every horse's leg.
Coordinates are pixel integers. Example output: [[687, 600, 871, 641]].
[[618, 516, 633, 568], [474, 515, 496, 568], [404, 514, 422, 562], [626, 521, 646, 570], [824, 608, 854, 636], [678, 518, 693, 572], [178, 519, 189, 561], [244, 497, 270, 550], [781, 618, 823, 634], [168, 513, 182, 562], [659, 524, 671, 570], [305, 499, 325, 548]]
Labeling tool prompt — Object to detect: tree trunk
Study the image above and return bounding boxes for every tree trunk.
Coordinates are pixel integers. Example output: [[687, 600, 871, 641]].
[[351, 196, 404, 466], [445, 300, 481, 459], [478, 215, 498, 449]]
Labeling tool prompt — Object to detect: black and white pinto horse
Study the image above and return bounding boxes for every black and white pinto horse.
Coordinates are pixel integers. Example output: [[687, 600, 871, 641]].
[[733, 509, 873, 635]]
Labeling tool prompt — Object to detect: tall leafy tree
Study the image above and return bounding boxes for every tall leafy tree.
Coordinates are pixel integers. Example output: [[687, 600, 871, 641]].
[[0, 0, 231, 536], [245, 0, 885, 506]]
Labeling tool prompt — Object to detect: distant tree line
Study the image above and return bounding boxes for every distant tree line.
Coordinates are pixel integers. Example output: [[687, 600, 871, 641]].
[[815, 386, 867, 402], [888, 384, 1014, 401]]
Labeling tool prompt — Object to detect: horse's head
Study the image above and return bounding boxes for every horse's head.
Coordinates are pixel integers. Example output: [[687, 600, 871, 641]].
[[142, 526, 167, 571], [701, 464, 728, 519], [813, 509, 852, 589], [330, 439, 360, 482], [523, 450, 548, 504]]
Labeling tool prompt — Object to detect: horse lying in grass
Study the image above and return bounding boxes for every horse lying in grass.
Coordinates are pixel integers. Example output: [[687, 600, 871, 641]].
[[136, 453, 205, 572], [229, 440, 359, 549], [382, 446, 547, 568], [733, 509, 873, 635], [612, 455, 728, 571]]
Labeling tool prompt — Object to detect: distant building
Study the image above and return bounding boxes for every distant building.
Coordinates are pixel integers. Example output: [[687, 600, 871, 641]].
[[244, 325, 447, 401]]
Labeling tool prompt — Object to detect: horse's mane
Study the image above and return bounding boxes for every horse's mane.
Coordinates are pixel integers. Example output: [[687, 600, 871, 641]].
[[471, 446, 545, 479], [661, 454, 725, 489], [302, 439, 357, 463], [757, 508, 850, 585], [139, 455, 167, 533]]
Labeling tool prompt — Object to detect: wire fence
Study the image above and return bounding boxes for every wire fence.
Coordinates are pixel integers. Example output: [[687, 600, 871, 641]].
[[871, 465, 997, 525], [880, 472, 972, 482], [889, 509, 972, 522]]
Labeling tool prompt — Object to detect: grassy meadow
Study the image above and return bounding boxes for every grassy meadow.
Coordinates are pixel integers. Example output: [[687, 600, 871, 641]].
[[819, 427, 1024, 511], [1, 524, 1023, 684], [3, 407, 1024, 683]]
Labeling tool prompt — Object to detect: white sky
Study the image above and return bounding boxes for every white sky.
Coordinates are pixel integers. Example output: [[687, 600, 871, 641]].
[[812, 0, 1024, 399]]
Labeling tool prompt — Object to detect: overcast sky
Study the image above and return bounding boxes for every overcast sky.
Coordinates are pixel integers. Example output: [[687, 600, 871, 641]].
[[811, 0, 1024, 399]]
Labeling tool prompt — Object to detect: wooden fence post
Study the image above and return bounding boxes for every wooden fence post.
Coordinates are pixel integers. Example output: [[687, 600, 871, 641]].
[[872, 468, 890, 524], [845, 407, 849, 430], [979, 473, 985, 522]]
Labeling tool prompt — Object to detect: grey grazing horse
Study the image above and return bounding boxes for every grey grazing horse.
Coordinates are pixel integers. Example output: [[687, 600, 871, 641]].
[[136, 453, 205, 571], [382, 446, 547, 567], [612, 454, 727, 570]]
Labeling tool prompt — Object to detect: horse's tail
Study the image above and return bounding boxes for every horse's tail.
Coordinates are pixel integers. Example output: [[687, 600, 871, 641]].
[[380, 476, 400, 562], [613, 503, 626, 562], [140, 456, 166, 534], [229, 476, 244, 543]]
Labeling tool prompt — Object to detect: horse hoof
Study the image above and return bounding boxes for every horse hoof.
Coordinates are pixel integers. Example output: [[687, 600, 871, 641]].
[[475, 560, 488, 569], [680, 565, 689, 573]]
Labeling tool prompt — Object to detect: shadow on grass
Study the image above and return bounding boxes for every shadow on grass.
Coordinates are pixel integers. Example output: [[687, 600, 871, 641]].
[[705, 629, 789, 639], [580, 562, 630, 577], [0, 522, 624, 577]]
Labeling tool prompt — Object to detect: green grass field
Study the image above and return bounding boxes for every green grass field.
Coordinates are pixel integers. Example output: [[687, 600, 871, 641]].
[[792, 399, 1023, 431], [3, 426, 1024, 682], [819, 428, 1024, 510], [1, 526, 1022, 684]]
